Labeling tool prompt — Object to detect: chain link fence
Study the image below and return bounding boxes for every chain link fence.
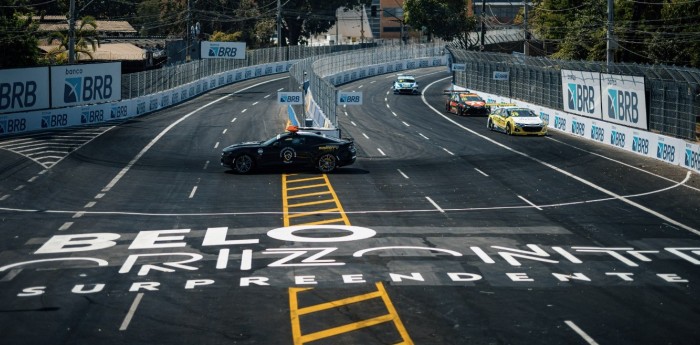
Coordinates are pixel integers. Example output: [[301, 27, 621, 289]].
[[448, 47, 700, 141], [121, 44, 375, 99], [290, 43, 446, 125]]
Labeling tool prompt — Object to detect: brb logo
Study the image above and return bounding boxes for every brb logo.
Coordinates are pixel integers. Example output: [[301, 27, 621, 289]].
[[553, 116, 566, 131], [539, 112, 550, 125], [632, 136, 649, 154], [0, 81, 37, 111], [41, 114, 68, 129], [686, 148, 700, 170], [610, 130, 625, 148], [607, 89, 639, 123], [590, 125, 604, 142], [657, 140, 676, 163], [0, 117, 27, 134], [571, 120, 585, 136], [63, 69, 113, 104], [567, 83, 595, 114], [208, 44, 238, 58]]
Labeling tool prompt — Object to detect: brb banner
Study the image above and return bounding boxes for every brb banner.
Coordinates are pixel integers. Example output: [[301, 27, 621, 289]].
[[201, 41, 246, 59], [0, 67, 50, 114], [601, 73, 647, 130], [561, 69, 601, 119], [50, 62, 121, 108]]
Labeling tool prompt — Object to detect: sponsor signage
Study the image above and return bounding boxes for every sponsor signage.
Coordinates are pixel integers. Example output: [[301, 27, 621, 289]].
[[337, 91, 362, 105], [683, 142, 700, 173], [601, 73, 647, 130], [493, 71, 509, 81], [201, 41, 246, 59], [278, 92, 303, 105], [451, 63, 466, 72], [50, 62, 121, 108], [0, 67, 50, 114], [561, 69, 602, 119]]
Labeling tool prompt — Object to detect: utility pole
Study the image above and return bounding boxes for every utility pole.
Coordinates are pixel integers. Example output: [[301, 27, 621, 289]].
[[277, 0, 282, 47], [523, 1, 529, 56], [606, 0, 614, 65], [360, 4, 365, 44], [68, 0, 76, 63], [186, 0, 191, 61], [480, 0, 485, 50]]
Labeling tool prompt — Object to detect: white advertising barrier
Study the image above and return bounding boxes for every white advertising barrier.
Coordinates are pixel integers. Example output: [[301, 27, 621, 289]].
[[201, 41, 246, 59], [278, 92, 303, 105], [561, 69, 602, 119], [683, 142, 700, 173], [51, 62, 122, 108], [472, 88, 689, 169], [329, 56, 447, 86], [601, 73, 648, 130], [337, 91, 363, 105], [0, 67, 51, 114]]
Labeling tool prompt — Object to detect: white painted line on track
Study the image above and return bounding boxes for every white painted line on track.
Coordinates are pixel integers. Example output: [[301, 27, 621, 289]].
[[0, 195, 9, 201], [442, 147, 455, 156], [402, 121, 410, 127], [28, 176, 38, 183], [419, 133, 429, 140], [120, 293, 144, 331], [344, 111, 348, 116], [203, 160, 210, 170], [397, 169, 409, 179], [358, 85, 364, 88], [189, 186, 198, 199], [72, 211, 85, 218], [252, 101, 259, 106], [517, 195, 542, 211], [362, 133, 369, 139], [95, 193, 105, 199], [474, 168, 489, 177], [241, 109, 247, 113], [214, 142, 220, 149], [425, 196, 445, 213], [240, 249, 253, 270], [422, 77, 700, 237], [222, 129, 227, 134], [0, 268, 22, 282], [370, 80, 376, 84], [386, 104, 391, 109], [277, 88, 284, 91], [264, 94, 271, 98], [98, 76, 288, 194], [216, 248, 230, 269], [58, 222, 73, 231], [564, 320, 600, 345], [377, 148, 386, 156], [84, 201, 96, 208], [351, 121, 357, 126], [39, 170, 47, 175], [14, 185, 24, 191], [231, 117, 237, 122]]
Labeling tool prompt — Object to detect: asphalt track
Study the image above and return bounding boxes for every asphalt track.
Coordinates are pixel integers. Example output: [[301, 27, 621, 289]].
[[0, 68, 698, 345]]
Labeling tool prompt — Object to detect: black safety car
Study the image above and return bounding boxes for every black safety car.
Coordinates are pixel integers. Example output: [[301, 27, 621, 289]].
[[221, 126, 356, 174]]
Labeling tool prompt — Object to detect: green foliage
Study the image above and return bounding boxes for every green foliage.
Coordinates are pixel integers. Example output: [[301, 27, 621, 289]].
[[46, 15, 100, 63], [210, 31, 243, 42], [0, 0, 40, 68], [404, 0, 477, 49]]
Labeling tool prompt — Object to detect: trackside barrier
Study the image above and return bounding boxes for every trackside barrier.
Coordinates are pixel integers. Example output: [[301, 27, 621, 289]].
[[465, 87, 700, 174], [0, 61, 295, 137]]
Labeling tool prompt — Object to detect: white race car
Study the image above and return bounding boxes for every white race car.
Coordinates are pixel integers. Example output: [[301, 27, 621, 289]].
[[392, 75, 419, 95]]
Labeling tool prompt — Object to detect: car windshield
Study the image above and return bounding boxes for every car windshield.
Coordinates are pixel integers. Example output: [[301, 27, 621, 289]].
[[398, 78, 414, 83], [460, 95, 482, 102], [509, 109, 537, 117], [263, 133, 284, 146]]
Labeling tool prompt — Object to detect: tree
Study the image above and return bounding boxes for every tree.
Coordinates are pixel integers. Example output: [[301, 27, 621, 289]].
[[0, 0, 40, 68], [280, 0, 371, 46], [404, 0, 477, 49], [46, 15, 100, 63]]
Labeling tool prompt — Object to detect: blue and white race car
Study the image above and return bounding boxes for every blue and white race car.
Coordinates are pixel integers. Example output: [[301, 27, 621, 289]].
[[392, 75, 420, 95]]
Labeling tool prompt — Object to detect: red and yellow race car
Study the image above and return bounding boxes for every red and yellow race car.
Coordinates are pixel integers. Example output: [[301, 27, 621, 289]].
[[445, 92, 491, 116]]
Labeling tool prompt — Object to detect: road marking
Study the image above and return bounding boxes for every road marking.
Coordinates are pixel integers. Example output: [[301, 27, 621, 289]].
[[422, 77, 700, 237], [28, 176, 38, 183], [119, 293, 144, 331], [264, 94, 271, 98], [14, 185, 25, 191], [362, 133, 369, 139], [391, 111, 397, 117], [377, 148, 386, 156], [231, 117, 237, 122], [386, 104, 390, 109], [402, 121, 410, 127], [72, 211, 84, 218], [370, 80, 376, 84], [425, 196, 445, 213], [384, 97, 388, 102], [95, 193, 105, 199], [344, 111, 348, 116], [442, 147, 455, 155], [419, 133, 429, 140], [0, 195, 9, 201], [222, 129, 227, 134], [214, 142, 220, 149], [565, 320, 599, 345], [252, 101, 259, 105], [203, 160, 210, 170], [58, 222, 73, 231], [189, 186, 198, 199], [351, 121, 357, 126], [277, 88, 284, 91], [358, 85, 364, 88], [397, 169, 409, 179], [84, 201, 96, 208], [474, 168, 489, 177], [518, 195, 542, 211], [241, 109, 247, 113]]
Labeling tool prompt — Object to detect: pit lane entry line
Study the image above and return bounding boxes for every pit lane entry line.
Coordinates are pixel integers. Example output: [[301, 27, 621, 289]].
[[422, 77, 700, 237]]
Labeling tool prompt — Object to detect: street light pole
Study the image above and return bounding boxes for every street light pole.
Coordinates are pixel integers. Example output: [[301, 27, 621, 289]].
[[68, 0, 76, 63]]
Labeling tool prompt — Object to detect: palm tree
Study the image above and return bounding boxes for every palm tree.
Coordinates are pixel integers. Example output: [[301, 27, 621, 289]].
[[47, 15, 100, 63]]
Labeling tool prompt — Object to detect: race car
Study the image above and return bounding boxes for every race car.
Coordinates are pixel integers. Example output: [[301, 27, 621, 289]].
[[221, 126, 356, 174], [445, 92, 490, 116], [392, 75, 420, 94], [487, 106, 547, 136]]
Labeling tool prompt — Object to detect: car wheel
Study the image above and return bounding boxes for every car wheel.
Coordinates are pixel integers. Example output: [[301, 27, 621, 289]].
[[317, 153, 337, 173], [487, 118, 494, 131], [445, 103, 451, 112], [506, 123, 513, 135], [458, 107, 464, 116], [233, 154, 254, 174]]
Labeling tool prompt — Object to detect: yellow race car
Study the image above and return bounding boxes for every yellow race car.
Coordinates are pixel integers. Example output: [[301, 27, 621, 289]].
[[487, 106, 547, 136]]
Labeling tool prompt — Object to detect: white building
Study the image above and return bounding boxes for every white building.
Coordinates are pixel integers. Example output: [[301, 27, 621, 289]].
[[310, 7, 374, 46]]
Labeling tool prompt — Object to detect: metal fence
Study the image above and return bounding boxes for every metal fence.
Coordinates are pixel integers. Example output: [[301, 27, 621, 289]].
[[290, 43, 446, 125], [121, 44, 375, 99], [448, 47, 700, 141]]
